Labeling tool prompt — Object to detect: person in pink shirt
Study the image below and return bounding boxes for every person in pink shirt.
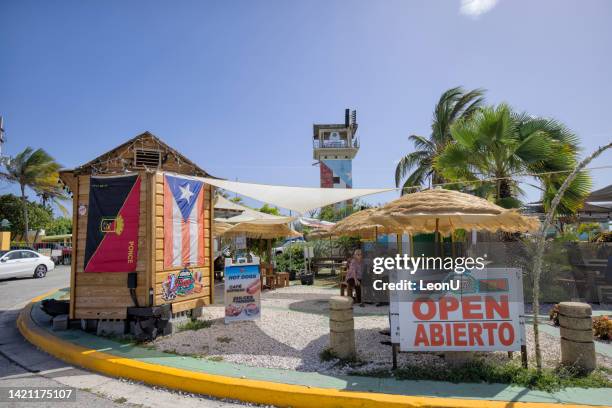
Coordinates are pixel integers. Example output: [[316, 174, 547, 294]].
[[345, 248, 364, 306]]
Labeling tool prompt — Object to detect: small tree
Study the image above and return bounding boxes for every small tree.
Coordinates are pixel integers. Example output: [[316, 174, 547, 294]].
[[531, 141, 612, 370]]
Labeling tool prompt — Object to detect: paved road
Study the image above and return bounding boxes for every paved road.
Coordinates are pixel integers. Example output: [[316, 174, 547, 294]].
[[0, 266, 259, 407]]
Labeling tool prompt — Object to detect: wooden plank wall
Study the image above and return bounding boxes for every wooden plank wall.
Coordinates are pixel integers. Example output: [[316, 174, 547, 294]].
[[73, 173, 149, 319], [153, 172, 212, 314]]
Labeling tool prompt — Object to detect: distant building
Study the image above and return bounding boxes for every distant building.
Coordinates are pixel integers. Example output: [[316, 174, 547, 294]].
[[312, 109, 359, 208]]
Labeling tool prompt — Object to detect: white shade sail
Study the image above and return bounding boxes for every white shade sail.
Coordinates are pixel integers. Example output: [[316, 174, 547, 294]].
[[202, 177, 393, 214], [214, 194, 294, 224]]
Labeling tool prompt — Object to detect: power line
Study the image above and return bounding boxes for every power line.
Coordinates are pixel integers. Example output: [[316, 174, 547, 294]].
[[398, 165, 612, 192]]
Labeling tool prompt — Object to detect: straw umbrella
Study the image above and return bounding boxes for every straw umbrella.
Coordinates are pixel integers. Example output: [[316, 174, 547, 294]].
[[213, 220, 234, 237], [222, 222, 302, 275], [322, 208, 390, 241], [222, 222, 302, 240], [368, 188, 540, 236]]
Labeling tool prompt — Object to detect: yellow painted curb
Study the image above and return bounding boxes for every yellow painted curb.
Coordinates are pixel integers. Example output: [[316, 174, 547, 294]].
[[17, 295, 604, 408]]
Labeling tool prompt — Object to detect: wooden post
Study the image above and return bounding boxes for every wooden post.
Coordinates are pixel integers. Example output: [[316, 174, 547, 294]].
[[392, 343, 399, 370], [267, 239, 272, 265], [68, 177, 79, 319], [146, 172, 155, 306], [392, 233, 402, 369], [521, 345, 528, 368], [209, 185, 215, 305]]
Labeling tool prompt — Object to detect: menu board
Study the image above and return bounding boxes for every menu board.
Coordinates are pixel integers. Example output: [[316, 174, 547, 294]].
[[224, 260, 261, 323]]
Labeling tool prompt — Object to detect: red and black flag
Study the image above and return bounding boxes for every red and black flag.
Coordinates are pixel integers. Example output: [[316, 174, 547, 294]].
[[84, 174, 141, 272]]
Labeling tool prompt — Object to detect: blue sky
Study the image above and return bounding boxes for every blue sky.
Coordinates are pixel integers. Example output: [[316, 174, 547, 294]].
[[1, 0, 611, 214]]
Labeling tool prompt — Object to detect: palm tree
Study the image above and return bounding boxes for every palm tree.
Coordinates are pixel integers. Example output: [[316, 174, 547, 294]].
[[395, 86, 485, 193], [0, 147, 62, 244], [35, 172, 69, 216], [435, 104, 591, 213]]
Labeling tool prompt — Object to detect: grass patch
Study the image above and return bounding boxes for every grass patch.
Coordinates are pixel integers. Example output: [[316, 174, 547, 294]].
[[178, 318, 212, 332], [208, 356, 224, 362], [113, 397, 128, 404], [319, 347, 360, 364], [319, 348, 338, 362], [216, 336, 232, 343], [350, 359, 612, 392]]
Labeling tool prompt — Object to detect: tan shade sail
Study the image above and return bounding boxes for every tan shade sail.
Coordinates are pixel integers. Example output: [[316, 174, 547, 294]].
[[369, 188, 540, 235], [222, 222, 302, 239]]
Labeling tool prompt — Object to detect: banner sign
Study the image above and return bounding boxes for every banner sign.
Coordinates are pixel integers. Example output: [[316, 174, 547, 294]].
[[163, 174, 205, 268], [224, 260, 261, 323], [396, 268, 525, 352], [84, 175, 141, 272]]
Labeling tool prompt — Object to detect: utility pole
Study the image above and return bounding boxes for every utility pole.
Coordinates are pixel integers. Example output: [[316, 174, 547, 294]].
[[0, 116, 9, 166]]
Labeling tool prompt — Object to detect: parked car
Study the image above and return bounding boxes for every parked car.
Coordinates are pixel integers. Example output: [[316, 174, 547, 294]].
[[0, 249, 55, 279], [274, 237, 306, 255]]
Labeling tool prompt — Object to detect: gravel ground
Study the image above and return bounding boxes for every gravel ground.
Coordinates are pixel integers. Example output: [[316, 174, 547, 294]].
[[152, 285, 612, 375]]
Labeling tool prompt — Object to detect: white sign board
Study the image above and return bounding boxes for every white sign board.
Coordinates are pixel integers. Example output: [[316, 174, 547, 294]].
[[235, 235, 247, 250], [393, 268, 525, 352]]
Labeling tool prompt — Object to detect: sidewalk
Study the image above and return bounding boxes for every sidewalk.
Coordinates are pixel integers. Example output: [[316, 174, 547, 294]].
[[19, 289, 611, 408]]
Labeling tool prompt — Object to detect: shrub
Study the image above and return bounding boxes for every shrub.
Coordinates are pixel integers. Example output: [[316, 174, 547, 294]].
[[593, 316, 612, 340], [275, 243, 305, 274], [549, 304, 560, 326], [178, 319, 211, 332]]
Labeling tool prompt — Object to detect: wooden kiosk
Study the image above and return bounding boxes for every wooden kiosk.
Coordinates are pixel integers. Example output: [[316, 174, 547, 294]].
[[59, 132, 214, 334]]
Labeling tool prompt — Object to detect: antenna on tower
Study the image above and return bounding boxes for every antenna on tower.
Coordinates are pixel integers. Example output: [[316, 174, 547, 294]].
[[0, 116, 10, 166]]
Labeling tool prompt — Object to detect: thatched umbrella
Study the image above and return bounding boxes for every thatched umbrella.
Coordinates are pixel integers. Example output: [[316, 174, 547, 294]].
[[315, 208, 390, 240], [213, 220, 234, 237], [222, 222, 301, 277], [221, 222, 301, 240], [369, 188, 540, 235]]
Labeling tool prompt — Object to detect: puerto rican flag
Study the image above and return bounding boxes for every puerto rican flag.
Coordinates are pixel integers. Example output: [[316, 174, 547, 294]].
[[164, 175, 205, 268]]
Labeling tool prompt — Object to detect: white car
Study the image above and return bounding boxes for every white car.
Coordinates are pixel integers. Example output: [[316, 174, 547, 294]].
[[0, 249, 55, 279]]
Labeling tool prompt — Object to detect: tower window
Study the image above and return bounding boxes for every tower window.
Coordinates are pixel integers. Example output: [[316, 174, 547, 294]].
[[333, 176, 340, 184]]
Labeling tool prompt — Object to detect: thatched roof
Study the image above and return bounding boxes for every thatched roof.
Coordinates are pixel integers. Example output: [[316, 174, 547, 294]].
[[221, 223, 302, 239], [369, 188, 540, 235], [213, 221, 234, 237], [314, 209, 389, 239]]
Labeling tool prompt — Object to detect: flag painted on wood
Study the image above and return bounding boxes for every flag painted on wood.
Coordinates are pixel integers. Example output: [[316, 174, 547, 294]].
[[164, 174, 205, 268], [84, 175, 141, 272]]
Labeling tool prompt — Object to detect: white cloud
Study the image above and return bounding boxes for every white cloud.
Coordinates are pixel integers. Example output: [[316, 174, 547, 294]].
[[460, 0, 499, 18]]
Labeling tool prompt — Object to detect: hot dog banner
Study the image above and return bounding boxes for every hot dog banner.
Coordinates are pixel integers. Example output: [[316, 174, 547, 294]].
[[224, 259, 261, 323]]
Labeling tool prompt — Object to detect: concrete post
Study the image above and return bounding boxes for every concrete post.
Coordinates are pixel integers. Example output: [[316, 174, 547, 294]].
[[329, 296, 355, 360], [558, 302, 596, 371]]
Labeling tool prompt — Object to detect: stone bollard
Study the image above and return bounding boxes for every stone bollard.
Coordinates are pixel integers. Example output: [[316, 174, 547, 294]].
[[558, 302, 596, 371], [329, 296, 355, 360]]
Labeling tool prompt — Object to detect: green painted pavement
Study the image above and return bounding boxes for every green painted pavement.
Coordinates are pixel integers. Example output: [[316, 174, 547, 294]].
[[30, 290, 612, 406]]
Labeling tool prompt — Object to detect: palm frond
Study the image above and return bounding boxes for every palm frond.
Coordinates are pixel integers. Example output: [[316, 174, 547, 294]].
[[395, 151, 430, 187]]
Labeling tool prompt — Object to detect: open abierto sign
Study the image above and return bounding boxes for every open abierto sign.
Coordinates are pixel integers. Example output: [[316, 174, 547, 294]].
[[396, 268, 525, 352]]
